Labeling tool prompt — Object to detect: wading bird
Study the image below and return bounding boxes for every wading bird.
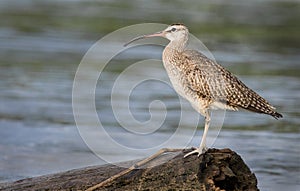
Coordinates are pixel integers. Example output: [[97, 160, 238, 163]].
[[125, 24, 282, 157]]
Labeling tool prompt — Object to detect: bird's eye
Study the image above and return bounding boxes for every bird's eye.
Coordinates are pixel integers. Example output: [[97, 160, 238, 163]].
[[171, 28, 176, 32]]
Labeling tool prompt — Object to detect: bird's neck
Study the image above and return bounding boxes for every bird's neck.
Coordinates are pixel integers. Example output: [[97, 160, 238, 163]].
[[168, 39, 187, 52], [163, 39, 187, 62]]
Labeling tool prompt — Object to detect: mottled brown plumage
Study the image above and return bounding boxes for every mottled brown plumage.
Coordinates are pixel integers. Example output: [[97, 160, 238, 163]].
[[177, 49, 282, 119], [125, 23, 282, 157]]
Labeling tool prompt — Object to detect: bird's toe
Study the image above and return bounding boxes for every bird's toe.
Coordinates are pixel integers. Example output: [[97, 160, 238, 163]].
[[184, 147, 208, 158]]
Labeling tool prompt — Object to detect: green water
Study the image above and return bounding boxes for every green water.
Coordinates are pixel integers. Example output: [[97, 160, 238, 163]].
[[0, 0, 299, 190]]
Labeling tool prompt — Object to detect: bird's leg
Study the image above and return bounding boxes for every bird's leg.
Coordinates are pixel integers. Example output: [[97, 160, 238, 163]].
[[184, 110, 210, 158], [198, 111, 210, 152]]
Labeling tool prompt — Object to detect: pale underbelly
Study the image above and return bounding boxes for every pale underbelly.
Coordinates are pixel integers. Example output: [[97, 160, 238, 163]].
[[164, 67, 207, 115]]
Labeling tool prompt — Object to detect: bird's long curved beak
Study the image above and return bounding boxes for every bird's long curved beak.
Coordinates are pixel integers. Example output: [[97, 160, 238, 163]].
[[124, 31, 164, 47]]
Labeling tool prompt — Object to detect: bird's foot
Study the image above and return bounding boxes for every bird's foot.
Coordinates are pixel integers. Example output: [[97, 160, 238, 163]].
[[184, 146, 208, 158]]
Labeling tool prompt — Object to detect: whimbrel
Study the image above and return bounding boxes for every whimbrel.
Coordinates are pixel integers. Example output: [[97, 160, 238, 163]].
[[125, 23, 282, 157]]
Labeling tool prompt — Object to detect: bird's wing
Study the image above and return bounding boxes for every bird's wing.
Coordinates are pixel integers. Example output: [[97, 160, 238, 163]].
[[182, 50, 282, 118]]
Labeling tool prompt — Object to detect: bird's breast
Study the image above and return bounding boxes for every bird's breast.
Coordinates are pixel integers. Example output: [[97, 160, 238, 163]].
[[162, 59, 186, 96], [162, 57, 204, 112]]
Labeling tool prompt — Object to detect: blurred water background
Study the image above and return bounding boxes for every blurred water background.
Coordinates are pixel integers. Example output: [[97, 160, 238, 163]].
[[0, 0, 299, 190]]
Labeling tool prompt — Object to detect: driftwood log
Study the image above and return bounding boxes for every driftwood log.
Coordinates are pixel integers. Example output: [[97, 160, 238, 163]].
[[0, 148, 259, 191]]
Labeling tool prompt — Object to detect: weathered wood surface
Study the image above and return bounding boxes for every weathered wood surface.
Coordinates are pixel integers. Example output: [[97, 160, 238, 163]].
[[0, 148, 259, 191]]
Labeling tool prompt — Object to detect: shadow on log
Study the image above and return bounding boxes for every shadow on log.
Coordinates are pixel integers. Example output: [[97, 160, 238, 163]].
[[0, 148, 259, 191]]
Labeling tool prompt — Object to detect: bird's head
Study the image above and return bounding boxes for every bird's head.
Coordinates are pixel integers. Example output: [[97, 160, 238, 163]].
[[163, 23, 189, 41], [124, 23, 189, 46]]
